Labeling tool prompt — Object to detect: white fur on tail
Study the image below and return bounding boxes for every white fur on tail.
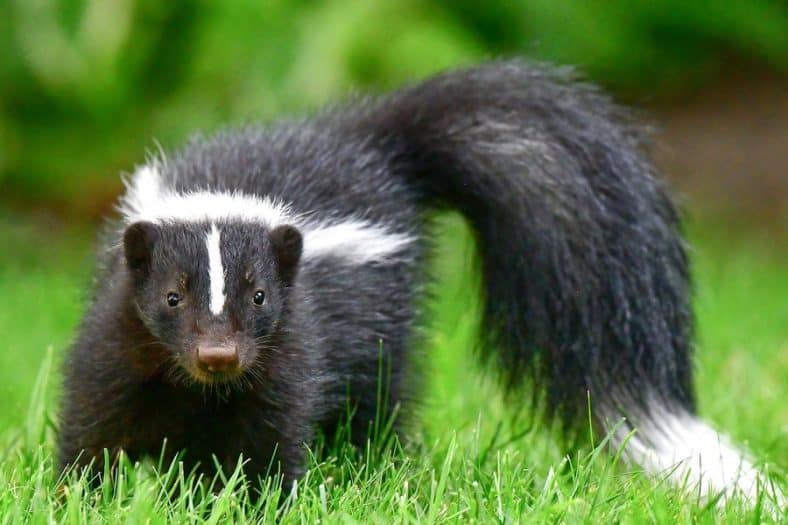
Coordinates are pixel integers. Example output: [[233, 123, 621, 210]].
[[609, 403, 784, 507]]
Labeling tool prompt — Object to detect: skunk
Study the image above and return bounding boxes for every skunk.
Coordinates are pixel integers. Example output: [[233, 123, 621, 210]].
[[58, 61, 775, 502]]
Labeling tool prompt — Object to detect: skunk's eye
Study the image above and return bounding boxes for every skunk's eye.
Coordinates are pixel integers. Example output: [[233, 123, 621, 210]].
[[253, 290, 265, 305], [166, 292, 181, 307]]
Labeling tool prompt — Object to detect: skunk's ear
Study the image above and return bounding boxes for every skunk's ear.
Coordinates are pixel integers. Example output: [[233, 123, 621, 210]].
[[269, 224, 302, 285], [123, 221, 160, 274]]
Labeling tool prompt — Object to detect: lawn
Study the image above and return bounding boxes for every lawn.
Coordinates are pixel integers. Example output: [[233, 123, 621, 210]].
[[0, 212, 785, 523]]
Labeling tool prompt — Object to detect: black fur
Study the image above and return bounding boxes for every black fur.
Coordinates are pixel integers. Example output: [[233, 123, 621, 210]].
[[59, 61, 694, 490]]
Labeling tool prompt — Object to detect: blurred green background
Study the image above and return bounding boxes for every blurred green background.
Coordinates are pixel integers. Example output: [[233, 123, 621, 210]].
[[2, 0, 787, 222], [0, 0, 786, 438]]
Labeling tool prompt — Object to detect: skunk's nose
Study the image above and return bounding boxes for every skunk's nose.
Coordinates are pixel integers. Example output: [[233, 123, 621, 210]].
[[196, 345, 239, 373]]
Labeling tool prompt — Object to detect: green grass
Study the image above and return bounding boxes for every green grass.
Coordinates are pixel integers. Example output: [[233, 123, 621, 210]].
[[0, 213, 785, 523]]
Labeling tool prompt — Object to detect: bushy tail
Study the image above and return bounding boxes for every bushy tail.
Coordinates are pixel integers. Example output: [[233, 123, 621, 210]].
[[353, 61, 694, 422], [342, 61, 778, 504]]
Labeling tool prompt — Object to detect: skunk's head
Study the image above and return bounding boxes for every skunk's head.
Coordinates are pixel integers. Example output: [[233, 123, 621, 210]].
[[122, 220, 302, 385]]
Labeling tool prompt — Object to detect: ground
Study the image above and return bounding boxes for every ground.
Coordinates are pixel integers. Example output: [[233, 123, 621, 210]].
[[0, 212, 785, 523]]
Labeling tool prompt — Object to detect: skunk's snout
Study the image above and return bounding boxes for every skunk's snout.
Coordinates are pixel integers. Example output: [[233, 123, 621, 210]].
[[196, 345, 239, 373]]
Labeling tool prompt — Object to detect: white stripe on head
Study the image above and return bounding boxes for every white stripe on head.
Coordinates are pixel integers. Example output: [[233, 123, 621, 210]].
[[120, 164, 294, 226], [120, 164, 415, 268], [206, 224, 225, 316]]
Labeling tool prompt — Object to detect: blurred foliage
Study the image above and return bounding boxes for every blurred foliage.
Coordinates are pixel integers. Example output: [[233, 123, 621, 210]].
[[1, 0, 786, 213]]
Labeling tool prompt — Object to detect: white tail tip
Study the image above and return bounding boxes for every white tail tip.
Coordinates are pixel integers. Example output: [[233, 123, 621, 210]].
[[607, 404, 785, 511]]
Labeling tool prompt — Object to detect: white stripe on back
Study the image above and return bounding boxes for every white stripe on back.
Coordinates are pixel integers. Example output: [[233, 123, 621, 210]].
[[121, 164, 415, 266], [206, 224, 226, 315], [303, 221, 414, 264]]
